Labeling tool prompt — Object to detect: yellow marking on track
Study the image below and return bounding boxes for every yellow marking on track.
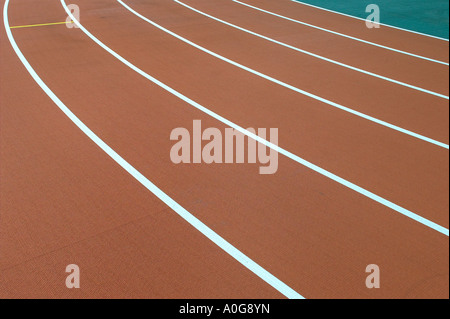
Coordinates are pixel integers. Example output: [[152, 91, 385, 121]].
[[10, 21, 73, 29]]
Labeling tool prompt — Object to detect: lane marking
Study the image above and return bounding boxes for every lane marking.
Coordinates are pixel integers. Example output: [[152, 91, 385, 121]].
[[118, 0, 448, 149], [3, 0, 305, 300], [291, 0, 450, 41], [174, 0, 449, 100], [233, 0, 448, 65], [10, 21, 73, 29], [62, 0, 449, 236]]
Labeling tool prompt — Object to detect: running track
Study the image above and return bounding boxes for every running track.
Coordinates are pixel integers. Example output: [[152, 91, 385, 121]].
[[1, 0, 448, 298]]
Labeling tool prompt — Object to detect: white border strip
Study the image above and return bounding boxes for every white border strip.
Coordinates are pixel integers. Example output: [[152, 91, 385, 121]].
[[291, 0, 450, 41], [233, 0, 448, 65], [174, 0, 449, 100], [3, 0, 305, 300], [62, 0, 448, 236], [118, 0, 448, 149]]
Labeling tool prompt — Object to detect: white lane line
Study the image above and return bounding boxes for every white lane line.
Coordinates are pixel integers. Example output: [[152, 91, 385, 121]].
[[3, 0, 305, 300], [62, 0, 449, 236], [118, 0, 448, 149], [233, 0, 448, 65], [290, 0, 450, 42], [174, 0, 449, 100]]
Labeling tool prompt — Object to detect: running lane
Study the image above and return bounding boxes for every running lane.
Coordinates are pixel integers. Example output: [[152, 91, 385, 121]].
[[115, 0, 449, 145], [171, 0, 449, 97], [1, 0, 286, 299], [3, 0, 448, 298], [67, 0, 449, 229], [231, 0, 449, 62]]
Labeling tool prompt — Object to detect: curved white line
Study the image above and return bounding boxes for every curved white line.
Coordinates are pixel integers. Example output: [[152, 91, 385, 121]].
[[291, 0, 450, 42], [174, 0, 449, 100], [3, 0, 305, 300], [117, 0, 448, 149], [61, 0, 448, 236], [233, 0, 448, 65]]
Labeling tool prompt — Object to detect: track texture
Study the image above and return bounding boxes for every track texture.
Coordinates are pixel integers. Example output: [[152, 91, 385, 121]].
[[1, 0, 449, 298]]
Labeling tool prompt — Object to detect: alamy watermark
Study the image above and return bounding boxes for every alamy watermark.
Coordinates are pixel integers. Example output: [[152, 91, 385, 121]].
[[170, 120, 279, 174], [65, 264, 80, 288], [66, 4, 80, 28], [366, 4, 381, 29], [366, 264, 380, 288]]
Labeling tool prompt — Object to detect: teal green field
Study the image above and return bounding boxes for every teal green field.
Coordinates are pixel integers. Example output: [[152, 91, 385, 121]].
[[295, 0, 449, 39]]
